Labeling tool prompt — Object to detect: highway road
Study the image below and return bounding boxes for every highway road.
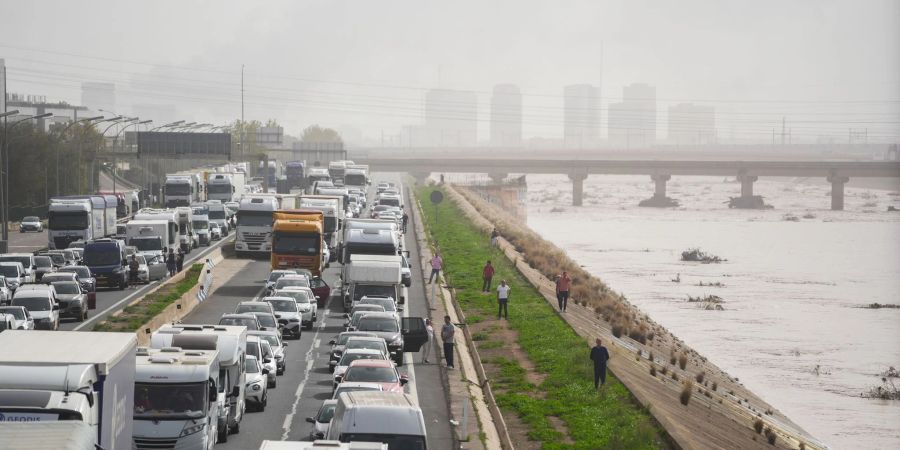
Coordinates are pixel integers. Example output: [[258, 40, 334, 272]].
[[178, 182, 454, 448]]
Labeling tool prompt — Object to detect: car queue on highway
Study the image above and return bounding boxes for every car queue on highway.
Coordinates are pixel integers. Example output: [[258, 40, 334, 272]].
[[0, 159, 449, 450]]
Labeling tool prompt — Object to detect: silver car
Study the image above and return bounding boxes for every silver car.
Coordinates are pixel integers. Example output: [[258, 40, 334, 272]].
[[243, 355, 268, 412], [263, 296, 302, 340], [306, 399, 337, 440], [0, 306, 34, 330], [50, 281, 87, 322], [250, 329, 287, 375]]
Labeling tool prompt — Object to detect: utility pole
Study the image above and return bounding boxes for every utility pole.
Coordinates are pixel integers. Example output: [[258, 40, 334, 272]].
[[240, 64, 245, 162]]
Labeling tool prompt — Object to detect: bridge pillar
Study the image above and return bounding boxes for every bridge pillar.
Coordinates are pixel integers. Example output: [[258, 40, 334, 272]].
[[568, 173, 587, 206], [738, 175, 758, 199], [652, 174, 671, 198], [827, 175, 849, 210], [488, 173, 508, 184]]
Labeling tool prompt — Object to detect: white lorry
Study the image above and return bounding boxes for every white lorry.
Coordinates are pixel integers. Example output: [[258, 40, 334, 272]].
[[341, 254, 404, 310], [0, 330, 137, 450], [133, 347, 220, 450], [134, 209, 179, 251], [325, 392, 427, 448], [47, 199, 95, 249], [125, 219, 171, 260], [0, 422, 97, 450], [207, 172, 246, 203], [164, 175, 197, 207], [234, 196, 279, 257], [150, 324, 248, 443], [175, 206, 197, 252]]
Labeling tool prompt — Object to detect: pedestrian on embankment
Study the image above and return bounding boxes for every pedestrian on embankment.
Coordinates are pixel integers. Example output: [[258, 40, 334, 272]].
[[556, 271, 571, 312], [441, 315, 455, 369], [490, 228, 499, 247], [590, 338, 610, 389], [428, 253, 443, 284], [166, 249, 177, 277], [421, 319, 434, 364], [496, 280, 510, 320], [175, 248, 185, 273], [482, 260, 494, 293]]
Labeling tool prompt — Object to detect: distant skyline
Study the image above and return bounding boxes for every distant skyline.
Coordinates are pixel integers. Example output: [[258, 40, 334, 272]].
[[1, 0, 898, 145]]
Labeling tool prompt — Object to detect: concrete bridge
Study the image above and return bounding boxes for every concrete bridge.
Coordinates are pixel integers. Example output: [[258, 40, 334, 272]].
[[357, 158, 900, 210]]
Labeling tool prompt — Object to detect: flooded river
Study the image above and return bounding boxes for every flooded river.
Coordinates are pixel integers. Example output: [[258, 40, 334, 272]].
[[524, 174, 900, 449]]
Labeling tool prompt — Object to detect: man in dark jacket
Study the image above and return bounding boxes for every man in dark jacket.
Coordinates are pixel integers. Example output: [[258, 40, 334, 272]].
[[590, 338, 610, 388]]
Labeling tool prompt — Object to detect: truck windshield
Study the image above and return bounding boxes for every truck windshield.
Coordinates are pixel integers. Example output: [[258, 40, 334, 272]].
[[134, 382, 207, 419], [340, 434, 425, 450], [208, 209, 226, 220], [208, 184, 232, 195], [84, 248, 121, 266], [193, 220, 208, 230], [353, 285, 396, 302], [48, 212, 89, 230], [164, 184, 191, 196], [273, 233, 319, 255], [237, 211, 273, 227], [130, 237, 162, 252], [344, 174, 366, 186]]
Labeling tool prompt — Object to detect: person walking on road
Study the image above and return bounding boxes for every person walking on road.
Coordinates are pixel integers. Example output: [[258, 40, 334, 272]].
[[556, 271, 571, 312], [590, 338, 610, 389], [129, 256, 140, 284], [428, 253, 443, 284], [482, 260, 494, 293], [175, 248, 185, 273], [421, 319, 434, 363], [402, 211, 409, 233], [441, 315, 455, 369], [166, 249, 177, 277], [496, 280, 510, 319]]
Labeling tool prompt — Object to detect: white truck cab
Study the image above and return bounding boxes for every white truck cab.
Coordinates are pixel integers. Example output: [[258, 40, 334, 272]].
[[235, 196, 279, 256]]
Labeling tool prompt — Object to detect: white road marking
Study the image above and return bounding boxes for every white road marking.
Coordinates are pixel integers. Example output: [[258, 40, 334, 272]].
[[280, 310, 327, 440]]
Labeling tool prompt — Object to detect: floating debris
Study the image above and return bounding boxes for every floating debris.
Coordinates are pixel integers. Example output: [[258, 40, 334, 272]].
[[681, 248, 725, 263]]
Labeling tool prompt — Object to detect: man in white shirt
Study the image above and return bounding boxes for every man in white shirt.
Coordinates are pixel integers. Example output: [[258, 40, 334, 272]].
[[496, 280, 510, 320], [422, 319, 434, 363]]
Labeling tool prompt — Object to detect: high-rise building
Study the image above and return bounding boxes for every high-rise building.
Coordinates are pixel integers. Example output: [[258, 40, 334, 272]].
[[81, 82, 116, 112], [563, 84, 600, 148], [490, 84, 522, 147], [608, 83, 656, 148], [667, 103, 716, 145], [424, 89, 477, 146]]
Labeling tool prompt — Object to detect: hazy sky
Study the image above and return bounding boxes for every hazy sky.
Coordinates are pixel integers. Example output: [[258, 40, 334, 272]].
[[1, 0, 898, 143]]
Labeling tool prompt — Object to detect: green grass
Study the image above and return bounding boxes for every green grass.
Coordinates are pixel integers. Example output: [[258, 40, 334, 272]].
[[418, 186, 665, 449], [93, 264, 205, 332]]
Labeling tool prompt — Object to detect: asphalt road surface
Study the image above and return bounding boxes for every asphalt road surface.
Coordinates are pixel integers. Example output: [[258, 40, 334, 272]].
[[5, 228, 49, 253]]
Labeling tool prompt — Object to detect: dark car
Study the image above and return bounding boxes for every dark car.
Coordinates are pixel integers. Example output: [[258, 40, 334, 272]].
[[83, 239, 128, 290], [32, 255, 55, 281]]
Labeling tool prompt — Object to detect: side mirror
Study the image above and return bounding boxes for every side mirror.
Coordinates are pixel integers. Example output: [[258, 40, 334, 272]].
[[400, 375, 409, 386], [305, 417, 315, 424], [262, 368, 270, 375], [315, 432, 325, 439], [231, 386, 240, 397], [264, 358, 272, 364], [329, 339, 336, 345], [208, 383, 217, 400], [283, 343, 288, 347]]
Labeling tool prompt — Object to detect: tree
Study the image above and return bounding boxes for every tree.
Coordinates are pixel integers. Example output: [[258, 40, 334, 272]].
[[300, 125, 342, 143]]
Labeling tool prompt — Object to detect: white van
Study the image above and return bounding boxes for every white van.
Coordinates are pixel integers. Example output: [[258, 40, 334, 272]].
[[325, 392, 426, 448]]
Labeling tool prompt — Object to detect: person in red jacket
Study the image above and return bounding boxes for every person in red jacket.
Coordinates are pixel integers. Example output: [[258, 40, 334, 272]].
[[556, 271, 571, 312], [482, 260, 495, 292]]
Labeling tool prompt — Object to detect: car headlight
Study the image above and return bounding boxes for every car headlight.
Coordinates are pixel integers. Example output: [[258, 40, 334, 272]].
[[180, 423, 205, 437], [390, 336, 403, 346], [247, 382, 262, 391]]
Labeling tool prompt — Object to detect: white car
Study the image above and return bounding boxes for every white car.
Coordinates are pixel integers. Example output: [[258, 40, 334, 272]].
[[331, 382, 384, 400], [209, 222, 222, 241], [11, 290, 58, 330], [306, 399, 337, 440], [0, 306, 34, 330], [274, 287, 317, 329], [265, 269, 299, 294], [243, 355, 268, 412], [19, 216, 43, 233], [0, 313, 16, 331]]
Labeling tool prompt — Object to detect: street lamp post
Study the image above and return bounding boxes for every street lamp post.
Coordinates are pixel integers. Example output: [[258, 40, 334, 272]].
[[56, 116, 104, 196], [90, 117, 129, 193], [1, 113, 53, 241], [111, 119, 150, 194]]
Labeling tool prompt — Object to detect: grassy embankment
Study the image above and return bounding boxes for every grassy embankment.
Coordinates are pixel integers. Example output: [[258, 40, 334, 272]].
[[417, 186, 665, 449], [93, 264, 204, 332]]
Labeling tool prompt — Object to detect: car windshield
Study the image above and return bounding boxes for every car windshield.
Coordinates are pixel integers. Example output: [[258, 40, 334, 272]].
[[244, 358, 260, 373], [259, 335, 281, 348], [59, 267, 91, 278], [134, 382, 206, 419], [344, 366, 398, 383], [339, 352, 383, 366], [347, 340, 385, 353], [0, 266, 18, 278], [48, 212, 88, 230], [255, 314, 277, 328], [46, 254, 66, 265], [362, 298, 396, 312], [246, 343, 260, 359], [266, 299, 296, 312], [277, 291, 310, 304], [219, 317, 258, 330], [237, 211, 273, 227], [275, 278, 308, 289], [236, 304, 270, 314], [0, 308, 25, 320], [337, 333, 369, 345], [23, 216, 39, 222], [51, 282, 80, 294], [316, 403, 336, 422], [0, 256, 31, 268], [13, 297, 50, 311], [358, 317, 400, 333], [272, 233, 319, 255], [34, 257, 52, 268], [84, 248, 120, 266], [130, 237, 163, 251], [268, 272, 290, 282]]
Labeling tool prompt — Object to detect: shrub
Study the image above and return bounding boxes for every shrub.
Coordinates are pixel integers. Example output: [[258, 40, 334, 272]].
[[671, 372, 679, 381], [695, 371, 705, 383], [764, 428, 776, 445], [611, 323, 625, 338], [680, 381, 693, 406], [678, 354, 688, 370], [649, 365, 657, 376], [660, 366, 669, 375], [753, 419, 764, 434], [711, 381, 718, 391]]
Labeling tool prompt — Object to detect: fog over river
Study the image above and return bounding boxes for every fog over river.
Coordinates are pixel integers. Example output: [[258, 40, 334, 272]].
[[523, 174, 900, 449]]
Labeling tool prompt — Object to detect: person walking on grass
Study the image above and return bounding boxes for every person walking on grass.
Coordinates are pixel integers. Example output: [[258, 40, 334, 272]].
[[428, 253, 443, 284], [590, 338, 610, 389], [421, 319, 434, 363], [490, 228, 500, 247], [482, 260, 494, 292], [441, 315, 455, 369], [556, 271, 571, 312], [496, 280, 510, 319]]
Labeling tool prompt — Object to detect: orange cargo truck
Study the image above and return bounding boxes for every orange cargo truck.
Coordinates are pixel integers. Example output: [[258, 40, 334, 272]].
[[271, 209, 326, 275]]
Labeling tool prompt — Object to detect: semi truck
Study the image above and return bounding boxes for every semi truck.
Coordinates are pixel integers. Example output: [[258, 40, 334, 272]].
[[164, 175, 197, 207], [341, 254, 404, 310], [150, 324, 248, 443], [0, 330, 137, 450], [284, 161, 306, 190], [207, 172, 245, 203], [47, 199, 95, 249], [133, 347, 220, 450], [235, 196, 279, 256], [271, 209, 325, 275]]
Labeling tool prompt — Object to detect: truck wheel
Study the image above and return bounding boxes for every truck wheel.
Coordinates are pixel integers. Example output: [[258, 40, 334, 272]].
[[231, 421, 240, 434], [217, 425, 228, 443]]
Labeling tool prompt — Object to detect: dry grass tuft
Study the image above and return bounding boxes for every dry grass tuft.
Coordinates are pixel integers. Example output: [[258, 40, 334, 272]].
[[650, 365, 657, 377], [679, 354, 688, 370], [680, 380, 693, 406], [695, 371, 706, 383], [753, 419, 764, 434]]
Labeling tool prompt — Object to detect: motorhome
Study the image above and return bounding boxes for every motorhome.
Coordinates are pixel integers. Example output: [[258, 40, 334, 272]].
[[134, 208, 179, 250], [342, 229, 399, 264], [133, 347, 220, 450], [175, 206, 197, 252], [125, 219, 170, 259], [193, 214, 212, 246], [235, 196, 279, 257], [207, 201, 230, 235], [0, 330, 137, 450], [207, 172, 245, 202], [150, 324, 248, 442], [342, 254, 404, 310], [271, 209, 325, 275], [325, 392, 426, 448]]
